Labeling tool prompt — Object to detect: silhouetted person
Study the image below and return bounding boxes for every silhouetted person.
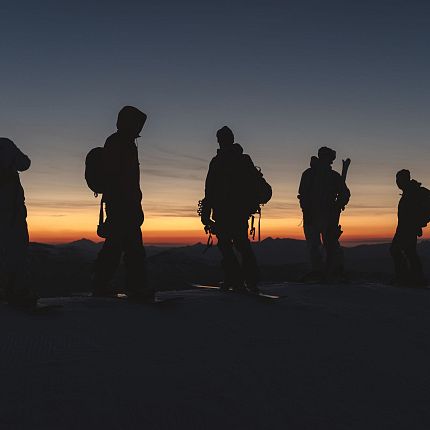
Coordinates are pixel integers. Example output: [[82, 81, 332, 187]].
[[0, 138, 37, 306], [390, 169, 427, 287], [201, 126, 261, 292], [298, 147, 350, 282], [92, 106, 154, 301]]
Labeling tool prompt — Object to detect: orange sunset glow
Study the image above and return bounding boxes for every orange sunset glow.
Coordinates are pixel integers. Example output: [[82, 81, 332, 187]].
[[26, 191, 426, 246]]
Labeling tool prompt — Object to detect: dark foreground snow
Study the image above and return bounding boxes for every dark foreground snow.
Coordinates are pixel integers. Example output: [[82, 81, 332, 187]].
[[1, 282, 430, 430]]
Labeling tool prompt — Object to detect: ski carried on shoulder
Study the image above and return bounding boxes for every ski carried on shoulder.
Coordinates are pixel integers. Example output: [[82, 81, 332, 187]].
[[192, 284, 284, 301]]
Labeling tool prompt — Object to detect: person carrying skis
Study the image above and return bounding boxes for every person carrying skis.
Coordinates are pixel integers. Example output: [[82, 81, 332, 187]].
[[200, 126, 262, 293], [298, 146, 351, 282], [390, 169, 428, 287], [92, 106, 154, 301], [0, 138, 37, 306]]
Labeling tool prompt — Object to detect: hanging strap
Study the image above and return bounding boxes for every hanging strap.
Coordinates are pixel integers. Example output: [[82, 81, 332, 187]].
[[250, 215, 256, 240], [249, 209, 262, 242], [258, 208, 261, 242], [202, 228, 213, 254], [99, 196, 105, 226]]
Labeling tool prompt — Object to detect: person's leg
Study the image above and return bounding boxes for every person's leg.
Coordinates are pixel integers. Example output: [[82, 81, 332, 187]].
[[401, 232, 426, 286], [3, 211, 37, 304], [303, 222, 323, 273], [216, 228, 243, 289], [93, 225, 122, 295], [390, 232, 409, 285], [123, 225, 153, 299], [232, 220, 259, 291], [323, 221, 344, 278]]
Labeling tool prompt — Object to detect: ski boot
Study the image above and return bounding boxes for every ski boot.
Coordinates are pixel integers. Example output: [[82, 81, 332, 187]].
[[246, 283, 261, 294]]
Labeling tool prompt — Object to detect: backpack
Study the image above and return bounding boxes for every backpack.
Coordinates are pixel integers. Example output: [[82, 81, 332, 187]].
[[85, 147, 106, 196], [254, 166, 272, 205], [85, 147, 110, 238], [248, 166, 272, 241], [418, 186, 430, 228]]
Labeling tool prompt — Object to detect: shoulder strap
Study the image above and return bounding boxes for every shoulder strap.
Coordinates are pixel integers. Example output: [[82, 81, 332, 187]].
[[99, 196, 105, 226]]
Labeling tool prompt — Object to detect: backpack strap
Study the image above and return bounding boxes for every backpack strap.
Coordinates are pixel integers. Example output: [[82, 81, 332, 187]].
[[258, 208, 261, 242], [202, 228, 213, 254], [250, 215, 256, 240], [249, 208, 262, 242], [99, 196, 105, 227]]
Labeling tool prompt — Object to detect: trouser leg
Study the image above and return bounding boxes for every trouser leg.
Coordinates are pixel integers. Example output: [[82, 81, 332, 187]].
[[399, 233, 425, 285], [390, 238, 407, 283], [3, 215, 33, 296], [1, 210, 38, 304], [233, 224, 259, 288], [404, 246, 424, 284], [304, 223, 323, 272], [93, 230, 122, 292], [323, 224, 344, 276], [123, 226, 150, 295], [4, 217, 29, 273], [217, 232, 242, 287]]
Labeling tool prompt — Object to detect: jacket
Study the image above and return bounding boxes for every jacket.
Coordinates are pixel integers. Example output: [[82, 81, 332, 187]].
[[103, 131, 143, 225], [204, 143, 259, 220], [298, 161, 350, 222]]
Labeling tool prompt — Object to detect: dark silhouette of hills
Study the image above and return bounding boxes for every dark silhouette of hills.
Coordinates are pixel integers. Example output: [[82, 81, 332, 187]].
[[27, 237, 430, 296]]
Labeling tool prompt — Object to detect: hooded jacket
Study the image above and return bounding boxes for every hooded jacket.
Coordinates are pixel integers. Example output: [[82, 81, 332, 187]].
[[298, 157, 350, 222], [397, 179, 425, 233], [102, 131, 143, 225], [102, 107, 147, 226], [204, 143, 260, 220]]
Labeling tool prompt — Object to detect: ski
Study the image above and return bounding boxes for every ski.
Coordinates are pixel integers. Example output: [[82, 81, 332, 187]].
[[192, 284, 284, 301], [71, 292, 183, 305], [115, 293, 183, 305]]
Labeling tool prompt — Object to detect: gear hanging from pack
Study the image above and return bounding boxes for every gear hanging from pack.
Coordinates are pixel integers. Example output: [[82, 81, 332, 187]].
[[249, 208, 262, 242], [203, 228, 213, 254]]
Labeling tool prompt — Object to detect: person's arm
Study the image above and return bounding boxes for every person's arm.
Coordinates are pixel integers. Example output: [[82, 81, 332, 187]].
[[13, 147, 31, 172], [202, 159, 217, 225], [103, 136, 122, 177], [298, 170, 311, 211]]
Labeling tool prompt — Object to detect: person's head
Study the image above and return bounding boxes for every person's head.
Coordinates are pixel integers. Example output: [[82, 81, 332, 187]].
[[216, 126, 234, 148], [116, 106, 147, 138], [317, 146, 336, 165], [396, 169, 411, 190]]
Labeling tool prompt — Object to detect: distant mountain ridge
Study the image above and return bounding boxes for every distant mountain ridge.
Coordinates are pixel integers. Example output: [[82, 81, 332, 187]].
[[27, 237, 430, 296]]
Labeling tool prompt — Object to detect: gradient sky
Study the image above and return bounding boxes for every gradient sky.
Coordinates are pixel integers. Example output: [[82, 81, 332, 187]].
[[1, 0, 429, 244]]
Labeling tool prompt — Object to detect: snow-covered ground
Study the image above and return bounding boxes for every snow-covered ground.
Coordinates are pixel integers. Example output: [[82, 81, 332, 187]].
[[1, 282, 429, 429]]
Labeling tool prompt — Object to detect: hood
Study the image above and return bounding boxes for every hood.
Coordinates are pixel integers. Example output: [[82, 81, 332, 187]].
[[408, 179, 422, 190], [410, 179, 422, 187], [116, 106, 147, 136], [216, 143, 244, 157], [310, 156, 332, 172], [402, 179, 422, 196]]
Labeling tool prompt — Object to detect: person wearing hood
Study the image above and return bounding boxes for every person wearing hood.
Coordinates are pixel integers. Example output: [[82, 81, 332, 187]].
[[390, 169, 427, 287], [92, 106, 154, 301], [201, 126, 260, 292], [0, 138, 37, 306], [298, 147, 350, 282]]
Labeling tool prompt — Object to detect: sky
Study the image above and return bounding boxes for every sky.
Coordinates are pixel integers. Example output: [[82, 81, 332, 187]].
[[1, 0, 429, 245]]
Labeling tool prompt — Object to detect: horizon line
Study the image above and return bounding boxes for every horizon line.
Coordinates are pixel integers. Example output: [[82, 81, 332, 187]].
[[29, 236, 399, 247]]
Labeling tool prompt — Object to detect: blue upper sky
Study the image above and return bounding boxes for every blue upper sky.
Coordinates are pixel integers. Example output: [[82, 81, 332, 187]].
[[1, 0, 429, 242]]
